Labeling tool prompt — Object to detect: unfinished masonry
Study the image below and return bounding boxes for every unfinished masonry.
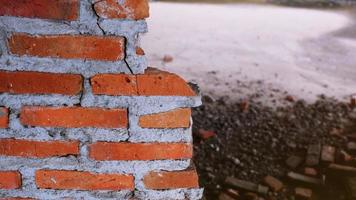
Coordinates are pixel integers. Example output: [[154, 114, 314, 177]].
[[0, 0, 203, 199]]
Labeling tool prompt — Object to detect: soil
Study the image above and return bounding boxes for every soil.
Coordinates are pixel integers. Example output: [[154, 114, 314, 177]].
[[192, 94, 356, 200]]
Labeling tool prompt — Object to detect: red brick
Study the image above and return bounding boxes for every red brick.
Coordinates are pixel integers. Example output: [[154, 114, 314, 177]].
[[143, 170, 199, 189], [137, 68, 196, 96], [8, 34, 125, 61], [91, 74, 137, 96], [91, 68, 196, 96], [89, 142, 192, 161], [0, 0, 78, 21], [20, 107, 127, 128], [35, 170, 134, 191], [0, 171, 21, 189], [0, 107, 9, 128], [0, 71, 83, 95], [0, 139, 79, 158], [94, 0, 149, 20], [139, 108, 191, 128], [136, 47, 145, 56]]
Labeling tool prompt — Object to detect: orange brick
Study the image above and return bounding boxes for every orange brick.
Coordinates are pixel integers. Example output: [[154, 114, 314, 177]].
[[0, 139, 79, 158], [20, 107, 127, 128], [0, 107, 9, 128], [0, 0, 78, 21], [8, 34, 125, 61], [139, 108, 191, 128], [91, 68, 196, 96], [91, 74, 137, 96], [137, 68, 196, 96], [89, 142, 192, 161], [94, 0, 149, 20], [0, 171, 21, 189], [143, 170, 199, 189], [136, 47, 145, 56], [0, 71, 83, 95], [35, 170, 134, 191]]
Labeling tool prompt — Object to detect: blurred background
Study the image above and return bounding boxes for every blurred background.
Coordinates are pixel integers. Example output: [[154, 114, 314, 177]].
[[143, 1, 356, 199]]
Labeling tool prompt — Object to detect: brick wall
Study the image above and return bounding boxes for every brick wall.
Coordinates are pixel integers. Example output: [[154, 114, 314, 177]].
[[0, 0, 203, 199]]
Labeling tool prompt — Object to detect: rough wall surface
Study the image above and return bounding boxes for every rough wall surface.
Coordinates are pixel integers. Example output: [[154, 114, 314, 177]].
[[0, 0, 203, 199]]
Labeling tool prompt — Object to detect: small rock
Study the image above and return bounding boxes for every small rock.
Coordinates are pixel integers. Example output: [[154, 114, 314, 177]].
[[226, 188, 240, 198], [306, 144, 321, 166], [339, 150, 353, 162], [304, 168, 318, 176], [285, 95, 295, 102], [329, 127, 343, 136], [321, 145, 335, 163], [287, 172, 322, 185], [347, 142, 356, 152], [244, 192, 259, 200], [286, 155, 303, 169], [295, 187, 313, 199], [162, 55, 173, 63], [197, 129, 216, 140], [225, 177, 269, 195], [227, 155, 241, 166], [263, 175, 283, 192], [240, 100, 249, 112]]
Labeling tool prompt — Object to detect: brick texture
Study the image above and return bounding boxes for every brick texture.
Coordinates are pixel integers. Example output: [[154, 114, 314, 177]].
[[20, 107, 127, 128], [0, 71, 83, 95], [8, 34, 125, 61], [91, 74, 138, 96], [139, 108, 191, 128], [136, 47, 145, 56], [0, 171, 21, 189], [0, 0, 79, 21], [94, 0, 149, 20], [89, 142, 192, 161], [143, 170, 199, 189], [0, 107, 9, 128], [91, 68, 196, 96], [0, 139, 79, 158], [35, 170, 134, 191]]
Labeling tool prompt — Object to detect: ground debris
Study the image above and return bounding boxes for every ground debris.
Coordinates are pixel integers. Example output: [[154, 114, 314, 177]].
[[321, 145, 336, 163], [286, 155, 304, 169], [306, 143, 321, 166], [263, 175, 283, 192], [295, 187, 313, 200], [193, 96, 356, 199], [225, 177, 269, 195], [287, 172, 323, 185]]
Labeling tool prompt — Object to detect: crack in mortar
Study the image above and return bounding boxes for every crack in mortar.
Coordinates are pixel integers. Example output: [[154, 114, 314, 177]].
[[91, 0, 134, 74]]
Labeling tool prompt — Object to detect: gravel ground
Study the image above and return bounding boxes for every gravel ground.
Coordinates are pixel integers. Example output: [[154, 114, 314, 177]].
[[192, 94, 356, 199]]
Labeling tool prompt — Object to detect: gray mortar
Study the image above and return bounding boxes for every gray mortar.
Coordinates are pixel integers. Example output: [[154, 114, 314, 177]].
[[0, 0, 148, 75], [134, 189, 204, 200], [0, 155, 192, 199]]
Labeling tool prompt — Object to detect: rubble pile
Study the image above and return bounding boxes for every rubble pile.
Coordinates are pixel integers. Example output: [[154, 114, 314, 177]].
[[192, 95, 356, 200]]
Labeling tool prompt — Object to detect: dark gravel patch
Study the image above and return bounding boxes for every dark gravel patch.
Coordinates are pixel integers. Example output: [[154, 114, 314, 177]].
[[192, 95, 356, 199]]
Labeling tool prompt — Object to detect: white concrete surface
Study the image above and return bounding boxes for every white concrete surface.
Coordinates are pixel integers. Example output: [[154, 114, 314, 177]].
[[142, 2, 356, 102]]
